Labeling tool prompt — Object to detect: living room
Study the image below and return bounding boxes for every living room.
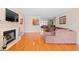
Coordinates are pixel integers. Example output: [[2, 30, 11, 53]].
[[0, 8, 79, 51]]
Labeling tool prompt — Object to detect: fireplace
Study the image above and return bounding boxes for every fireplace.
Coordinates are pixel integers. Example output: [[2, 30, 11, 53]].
[[3, 29, 16, 45]]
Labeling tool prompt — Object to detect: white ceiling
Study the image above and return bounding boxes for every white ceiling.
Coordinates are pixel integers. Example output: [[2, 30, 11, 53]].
[[11, 8, 71, 19]]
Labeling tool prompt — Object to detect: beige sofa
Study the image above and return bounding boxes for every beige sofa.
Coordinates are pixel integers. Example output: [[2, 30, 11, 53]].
[[44, 29, 76, 44]]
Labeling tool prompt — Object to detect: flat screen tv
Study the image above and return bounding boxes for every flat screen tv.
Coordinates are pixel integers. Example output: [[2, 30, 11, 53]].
[[6, 8, 19, 22]]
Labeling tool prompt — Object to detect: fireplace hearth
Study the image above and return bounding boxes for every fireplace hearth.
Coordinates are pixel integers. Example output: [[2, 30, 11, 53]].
[[3, 29, 16, 49]]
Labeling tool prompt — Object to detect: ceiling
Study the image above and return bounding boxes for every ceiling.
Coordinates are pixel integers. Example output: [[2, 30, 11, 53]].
[[10, 8, 71, 19]]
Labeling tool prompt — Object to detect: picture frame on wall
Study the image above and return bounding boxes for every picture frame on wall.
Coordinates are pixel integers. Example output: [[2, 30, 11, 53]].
[[32, 18, 39, 25], [59, 16, 66, 24], [20, 18, 23, 24]]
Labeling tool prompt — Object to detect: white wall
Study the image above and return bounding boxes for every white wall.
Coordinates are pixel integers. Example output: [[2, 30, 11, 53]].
[[24, 16, 41, 33], [0, 8, 5, 21], [54, 9, 79, 44]]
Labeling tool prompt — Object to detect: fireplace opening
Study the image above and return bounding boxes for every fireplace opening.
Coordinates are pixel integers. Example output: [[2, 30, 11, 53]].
[[3, 29, 16, 45]]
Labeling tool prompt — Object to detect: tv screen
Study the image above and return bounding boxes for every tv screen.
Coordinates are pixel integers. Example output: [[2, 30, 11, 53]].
[[6, 8, 19, 22]]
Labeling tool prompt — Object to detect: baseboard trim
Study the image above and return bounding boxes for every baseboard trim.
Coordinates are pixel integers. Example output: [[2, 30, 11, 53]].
[[45, 43, 76, 45]]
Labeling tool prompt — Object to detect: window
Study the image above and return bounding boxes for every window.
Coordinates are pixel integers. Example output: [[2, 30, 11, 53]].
[[59, 16, 66, 24]]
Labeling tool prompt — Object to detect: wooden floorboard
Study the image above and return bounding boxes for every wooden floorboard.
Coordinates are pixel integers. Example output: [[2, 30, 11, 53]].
[[8, 33, 79, 51]]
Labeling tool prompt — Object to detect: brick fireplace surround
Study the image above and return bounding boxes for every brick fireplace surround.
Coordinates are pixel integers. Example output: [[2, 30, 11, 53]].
[[0, 21, 20, 50]]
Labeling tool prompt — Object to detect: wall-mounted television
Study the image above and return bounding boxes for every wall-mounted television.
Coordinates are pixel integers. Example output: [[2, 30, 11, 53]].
[[6, 8, 19, 22]]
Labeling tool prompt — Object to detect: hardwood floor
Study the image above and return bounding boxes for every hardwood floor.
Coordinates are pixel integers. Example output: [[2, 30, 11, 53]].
[[8, 33, 79, 51]]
